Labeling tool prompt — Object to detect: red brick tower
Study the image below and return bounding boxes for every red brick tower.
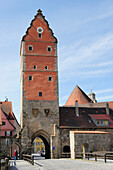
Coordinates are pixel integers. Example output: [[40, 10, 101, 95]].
[[20, 9, 60, 158]]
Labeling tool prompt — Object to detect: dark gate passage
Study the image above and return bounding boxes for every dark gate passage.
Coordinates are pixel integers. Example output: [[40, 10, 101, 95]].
[[39, 135, 50, 159], [31, 130, 50, 159]]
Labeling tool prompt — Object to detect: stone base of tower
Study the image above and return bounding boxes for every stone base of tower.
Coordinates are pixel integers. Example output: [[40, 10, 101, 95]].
[[21, 126, 32, 156], [21, 124, 61, 159], [50, 124, 61, 159]]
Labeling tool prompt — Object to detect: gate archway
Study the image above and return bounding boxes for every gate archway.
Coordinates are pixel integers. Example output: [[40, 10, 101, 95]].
[[31, 130, 50, 159], [10, 142, 21, 159]]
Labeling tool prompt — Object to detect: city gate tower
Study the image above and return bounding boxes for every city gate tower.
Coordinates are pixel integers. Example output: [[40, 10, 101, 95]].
[[20, 9, 60, 158]]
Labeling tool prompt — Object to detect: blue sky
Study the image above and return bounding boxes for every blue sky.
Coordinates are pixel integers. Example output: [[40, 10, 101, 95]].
[[0, 0, 113, 122]]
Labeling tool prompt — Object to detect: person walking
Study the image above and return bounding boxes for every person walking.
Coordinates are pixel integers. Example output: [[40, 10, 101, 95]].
[[16, 150, 18, 160], [14, 150, 17, 165]]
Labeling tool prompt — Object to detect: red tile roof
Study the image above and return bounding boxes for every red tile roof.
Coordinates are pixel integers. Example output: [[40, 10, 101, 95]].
[[89, 114, 110, 120], [0, 101, 13, 117], [89, 114, 113, 127], [60, 106, 113, 128], [65, 85, 93, 106], [60, 107, 95, 128]]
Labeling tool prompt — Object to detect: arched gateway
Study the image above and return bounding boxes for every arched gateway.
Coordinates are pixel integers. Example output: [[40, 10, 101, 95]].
[[20, 9, 60, 158], [32, 130, 50, 158]]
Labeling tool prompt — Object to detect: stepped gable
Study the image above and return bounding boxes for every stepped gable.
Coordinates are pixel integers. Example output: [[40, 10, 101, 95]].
[[65, 85, 93, 106], [22, 9, 57, 42]]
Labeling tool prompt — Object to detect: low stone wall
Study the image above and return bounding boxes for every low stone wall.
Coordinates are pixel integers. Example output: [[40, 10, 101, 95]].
[[0, 158, 9, 170], [70, 131, 111, 159]]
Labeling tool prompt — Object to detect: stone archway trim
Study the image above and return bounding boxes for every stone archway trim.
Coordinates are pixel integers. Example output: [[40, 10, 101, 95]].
[[31, 129, 50, 143]]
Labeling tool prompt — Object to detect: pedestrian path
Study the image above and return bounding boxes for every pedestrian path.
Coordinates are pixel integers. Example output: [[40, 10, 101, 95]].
[[9, 160, 39, 170], [9, 158, 113, 170]]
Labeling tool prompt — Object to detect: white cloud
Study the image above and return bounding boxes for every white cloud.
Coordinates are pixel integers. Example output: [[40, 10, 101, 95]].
[[78, 68, 113, 78], [97, 95, 113, 101], [59, 32, 113, 80], [95, 88, 113, 94], [60, 95, 69, 102], [84, 61, 113, 68], [80, 11, 113, 25]]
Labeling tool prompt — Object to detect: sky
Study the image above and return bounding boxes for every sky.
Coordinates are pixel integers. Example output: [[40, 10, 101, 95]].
[[0, 0, 113, 123]]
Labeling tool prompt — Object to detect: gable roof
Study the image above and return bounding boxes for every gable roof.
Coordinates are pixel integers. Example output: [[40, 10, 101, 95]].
[[65, 85, 93, 106], [0, 108, 15, 131], [22, 9, 57, 42]]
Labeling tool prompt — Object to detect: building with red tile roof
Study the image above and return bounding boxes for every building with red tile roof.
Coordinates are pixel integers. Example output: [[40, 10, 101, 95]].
[[0, 101, 20, 157], [59, 85, 113, 157], [65, 85, 93, 106]]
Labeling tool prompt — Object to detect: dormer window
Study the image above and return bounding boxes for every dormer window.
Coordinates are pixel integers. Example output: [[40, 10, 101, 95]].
[[104, 120, 108, 125], [96, 120, 108, 126], [28, 45, 33, 51], [89, 114, 110, 127]]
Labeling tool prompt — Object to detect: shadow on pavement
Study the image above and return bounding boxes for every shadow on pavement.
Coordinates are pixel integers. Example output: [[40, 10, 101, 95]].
[[34, 162, 43, 167], [9, 160, 18, 170], [9, 166, 18, 170]]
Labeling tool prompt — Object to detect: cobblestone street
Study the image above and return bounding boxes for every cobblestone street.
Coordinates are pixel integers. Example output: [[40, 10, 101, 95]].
[[9, 159, 113, 170]]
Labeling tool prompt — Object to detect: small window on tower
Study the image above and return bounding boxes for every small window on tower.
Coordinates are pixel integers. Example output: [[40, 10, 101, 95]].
[[28, 75, 33, 81], [37, 27, 43, 37], [48, 76, 52, 81], [47, 46, 52, 52], [45, 66, 48, 70], [28, 45, 33, 51], [39, 92, 42, 97], [33, 65, 37, 69], [38, 33, 42, 37]]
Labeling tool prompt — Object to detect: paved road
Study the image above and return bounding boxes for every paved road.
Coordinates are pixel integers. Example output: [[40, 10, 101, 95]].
[[9, 158, 113, 170]]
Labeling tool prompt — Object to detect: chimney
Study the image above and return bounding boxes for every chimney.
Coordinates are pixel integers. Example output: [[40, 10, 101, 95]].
[[106, 102, 109, 115], [75, 100, 79, 117]]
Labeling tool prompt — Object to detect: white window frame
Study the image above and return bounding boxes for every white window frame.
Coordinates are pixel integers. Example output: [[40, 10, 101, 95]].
[[45, 66, 48, 70], [48, 76, 53, 82], [39, 92, 42, 97], [33, 65, 37, 69], [38, 33, 42, 37], [28, 75, 33, 81], [28, 45, 33, 51], [47, 46, 52, 52]]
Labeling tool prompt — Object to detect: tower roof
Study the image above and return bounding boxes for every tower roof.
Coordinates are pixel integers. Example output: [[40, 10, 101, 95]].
[[21, 9, 57, 43], [65, 85, 93, 106]]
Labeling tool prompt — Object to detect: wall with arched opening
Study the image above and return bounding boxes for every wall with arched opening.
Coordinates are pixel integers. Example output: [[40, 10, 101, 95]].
[[10, 142, 21, 158], [31, 130, 50, 159]]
